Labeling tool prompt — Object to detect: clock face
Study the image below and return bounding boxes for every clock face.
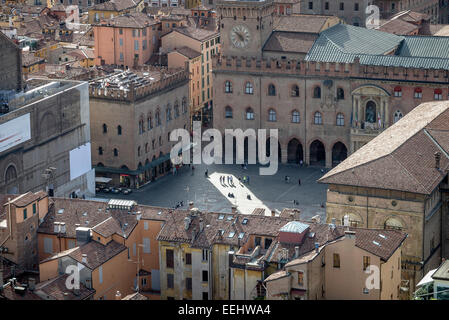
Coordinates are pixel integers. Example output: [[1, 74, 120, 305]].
[[230, 25, 251, 49]]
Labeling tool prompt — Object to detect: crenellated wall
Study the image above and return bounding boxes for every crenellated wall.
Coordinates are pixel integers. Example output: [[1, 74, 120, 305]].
[[89, 70, 189, 102], [213, 54, 449, 83]]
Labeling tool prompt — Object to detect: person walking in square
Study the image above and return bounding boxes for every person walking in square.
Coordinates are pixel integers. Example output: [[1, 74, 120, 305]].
[[298, 178, 301, 186]]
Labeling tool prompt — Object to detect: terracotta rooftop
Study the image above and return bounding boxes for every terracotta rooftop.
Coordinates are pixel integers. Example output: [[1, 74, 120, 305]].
[[34, 274, 95, 300], [264, 270, 289, 282], [8, 191, 47, 208], [377, 18, 419, 35], [263, 31, 318, 54], [91, 0, 142, 12], [157, 209, 293, 249], [173, 46, 201, 59], [354, 228, 407, 261], [319, 101, 449, 195], [42, 240, 127, 270], [273, 14, 336, 33], [170, 26, 218, 42], [96, 12, 158, 28]]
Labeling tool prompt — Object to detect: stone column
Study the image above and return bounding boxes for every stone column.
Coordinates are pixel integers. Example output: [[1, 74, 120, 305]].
[[383, 98, 389, 127]]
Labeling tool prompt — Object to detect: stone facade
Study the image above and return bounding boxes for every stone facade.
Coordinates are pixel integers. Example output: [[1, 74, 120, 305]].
[[0, 80, 94, 197], [90, 68, 190, 188], [0, 31, 23, 93]]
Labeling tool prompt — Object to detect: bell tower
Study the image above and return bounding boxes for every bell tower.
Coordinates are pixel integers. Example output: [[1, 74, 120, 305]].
[[216, 0, 274, 58]]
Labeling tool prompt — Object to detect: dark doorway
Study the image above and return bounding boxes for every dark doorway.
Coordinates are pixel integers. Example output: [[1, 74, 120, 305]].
[[287, 138, 303, 164], [332, 142, 348, 167], [310, 140, 325, 166]]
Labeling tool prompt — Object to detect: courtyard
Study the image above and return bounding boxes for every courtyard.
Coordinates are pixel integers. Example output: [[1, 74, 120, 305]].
[[94, 163, 328, 220]]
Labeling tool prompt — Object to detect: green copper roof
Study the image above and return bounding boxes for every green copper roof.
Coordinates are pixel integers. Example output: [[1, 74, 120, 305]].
[[305, 24, 449, 70]]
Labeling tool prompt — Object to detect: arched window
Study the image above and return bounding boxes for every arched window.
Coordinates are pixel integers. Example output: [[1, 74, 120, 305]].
[[138, 146, 141, 157], [117, 125, 122, 135], [98, 147, 103, 155], [313, 86, 321, 98], [337, 88, 345, 100], [434, 88, 443, 100], [155, 110, 161, 126], [394, 86, 402, 97], [114, 148, 118, 157], [102, 123, 107, 133], [268, 108, 276, 122], [314, 111, 322, 125], [145, 143, 149, 153], [414, 88, 422, 99], [225, 80, 232, 93], [147, 113, 153, 130], [393, 110, 403, 123], [384, 217, 403, 230], [245, 82, 253, 94], [292, 110, 300, 123], [225, 106, 233, 118], [268, 84, 276, 96], [5, 165, 17, 184], [166, 105, 172, 122], [174, 101, 180, 118], [291, 85, 299, 97], [246, 107, 254, 120], [336, 113, 344, 126], [182, 97, 188, 114], [138, 118, 144, 134]]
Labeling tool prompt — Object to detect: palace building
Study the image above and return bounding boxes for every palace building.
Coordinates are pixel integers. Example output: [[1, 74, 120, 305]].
[[212, 0, 449, 168]]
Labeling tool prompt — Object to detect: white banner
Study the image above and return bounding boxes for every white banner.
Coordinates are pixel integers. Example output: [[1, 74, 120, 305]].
[[0, 113, 31, 153], [69, 142, 92, 181]]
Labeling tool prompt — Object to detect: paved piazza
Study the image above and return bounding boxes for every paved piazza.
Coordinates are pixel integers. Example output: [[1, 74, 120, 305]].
[[94, 163, 328, 220]]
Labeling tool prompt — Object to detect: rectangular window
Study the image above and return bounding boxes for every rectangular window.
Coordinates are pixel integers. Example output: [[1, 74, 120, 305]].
[[167, 273, 174, 288], [186, 253, 192, 265], [144, 221, 149, 230], [119, 28, 123, 35], [119, 38, 123, 46], [44, 237, 53, 254], [166, 249, 174, 268], [142, 28, 147, 36], [264, 238, 272, 249], [186, 277, 192, 291], [23, 209, 27, 220], [68, 239, 76, 249], [142, 40, 147, 50], [255, 237, 261, 247], [363, 256, 370, 271], [354, 3, 359, 11], [99, 266, 103, 284], [340, 2, 344, 10], [33, 203, 36, 215], [202, 249, 208, 261], [308, 1, 313, 9], [297, 271, 304, 285], [333, 253, 340, 268], [325, 2, 329, 10], [133, 242, 136, 256], [143, 238, 150, 253], [134, 40, 139, 51], [202, 270, 208, 282]]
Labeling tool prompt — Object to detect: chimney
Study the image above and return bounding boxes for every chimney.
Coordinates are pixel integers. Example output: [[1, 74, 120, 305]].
[[28, 278, 36, 291], [315, 242, 319, 253], [199, 218, 204, 233], [54, 222, 61, 233], [115, 291, 122, 300], [63, 292, 69, 300], [435, 152, 441, 170], [231, 205, 237, 214], [189, 201, 194, 210], [184, 216, 191, 230], [294, 246, 300, 258], [293, 209, 300, 221], [60, 222, 66, 234], [271, 210, 276, 217], [81, 254, 87, 264]]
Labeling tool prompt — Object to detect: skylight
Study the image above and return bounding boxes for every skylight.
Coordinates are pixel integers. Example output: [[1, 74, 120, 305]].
[[378, 234, 386, 239], [242, 218, 248, 225], [57, 209, 64, 214], [226, 215, 233, 221], [238, 232, 245, 239], [218, 214, 224, 220], [228, 231, 235, 238], [373, 240, 381, 246]]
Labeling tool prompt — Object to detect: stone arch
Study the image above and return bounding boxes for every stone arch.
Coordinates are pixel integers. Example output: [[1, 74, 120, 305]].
[[265, 137, 282, 162], [384, 216, 405, 230], [309, 139, 325, 166], [287, 138, 303, 164], [332, 141, 348, 167], [40, 111, 57, 137], [5, 164, 18, 184]]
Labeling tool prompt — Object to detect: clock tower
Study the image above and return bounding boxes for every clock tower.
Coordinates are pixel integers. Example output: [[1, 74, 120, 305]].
[[216, 0, 274, 58]]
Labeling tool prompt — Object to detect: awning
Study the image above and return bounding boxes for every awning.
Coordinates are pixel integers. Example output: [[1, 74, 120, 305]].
[[95, 177, 112, 184], [417, 269, 437, 287]]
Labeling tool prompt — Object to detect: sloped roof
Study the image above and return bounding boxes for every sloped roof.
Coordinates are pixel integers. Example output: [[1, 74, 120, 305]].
[[279, 221, 309, 234], [35, 274, 95, 300], [319, 101, 449, 195], [306, 24, 449, 69], [432, 260, 449, 281], [273, 14, 333, 33], [354, 228, 407, 261], [263, 31, 317, 54], [91, 0, 142, 12], [377, 19, 419, 35]]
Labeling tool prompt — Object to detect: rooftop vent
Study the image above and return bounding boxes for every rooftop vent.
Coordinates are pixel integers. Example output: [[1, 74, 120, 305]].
[[373, 240, 381, 246]]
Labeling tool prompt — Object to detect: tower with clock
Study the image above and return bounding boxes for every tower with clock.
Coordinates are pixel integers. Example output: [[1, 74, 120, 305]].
[[216, 0, 275, 58]]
